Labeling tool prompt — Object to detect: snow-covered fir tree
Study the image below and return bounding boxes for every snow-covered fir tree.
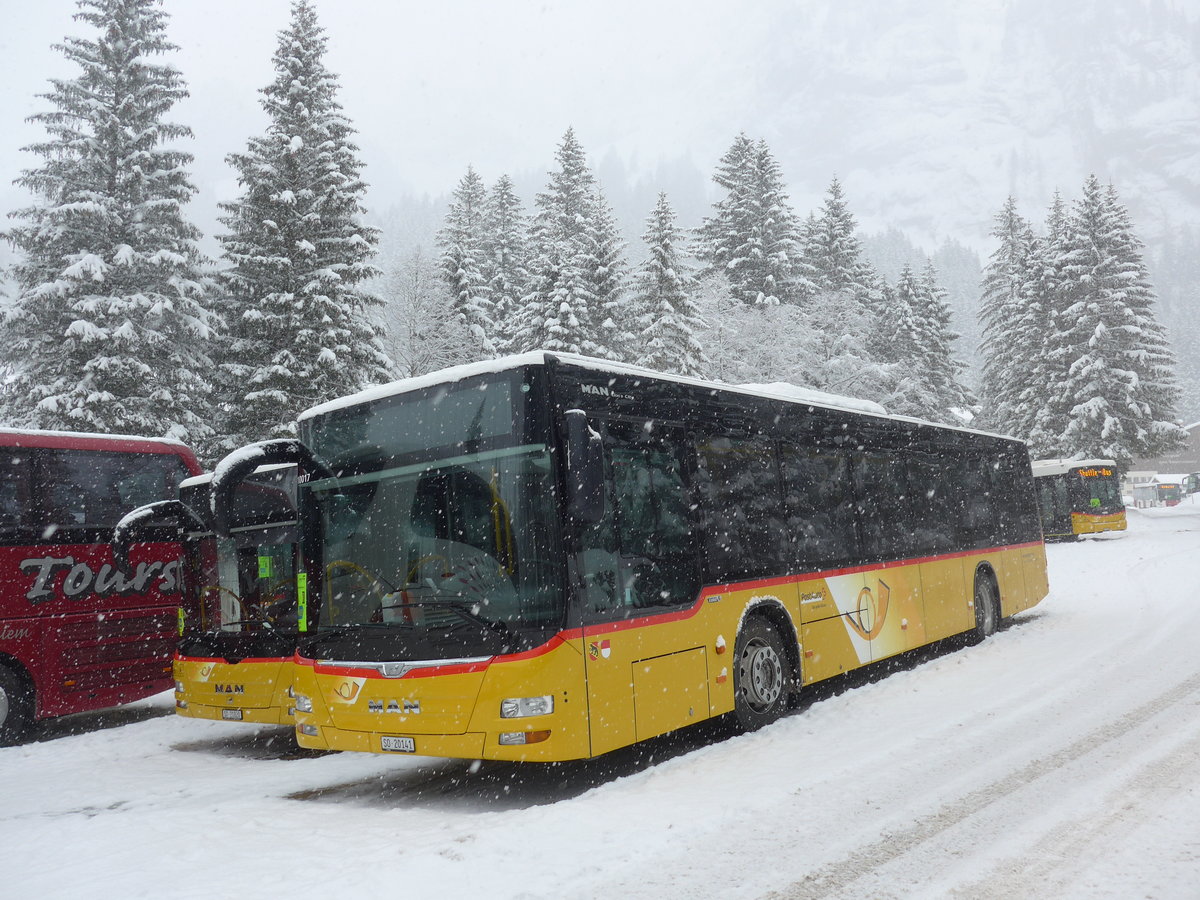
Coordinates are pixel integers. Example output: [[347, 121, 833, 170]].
[[911, 261, 973, 422], [1049, 176, 1184, 462], [1024, 192, 1078, 454], [511, 128, 622, 358], [874, 265, 931, 418], [793, 177, 889, 400], [695, 134, 811, 306], [480, 175, 530, 354], [2, 0, 217, 444], [377, 245, 473, 378], [586, 192, 632, 361], [978, 197, 1045, 440], [633, 193, 706, 376], [437, 166, 494, 361], [802, 177, 872, 295], [215, 0, 390, 449]]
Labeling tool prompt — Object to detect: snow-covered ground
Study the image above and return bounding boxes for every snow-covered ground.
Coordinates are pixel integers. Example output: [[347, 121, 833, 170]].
[[4, 501, 1199, 899]]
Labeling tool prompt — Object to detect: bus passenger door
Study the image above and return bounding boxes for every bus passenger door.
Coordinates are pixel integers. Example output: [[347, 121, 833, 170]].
[[575, 418, 704, 757]]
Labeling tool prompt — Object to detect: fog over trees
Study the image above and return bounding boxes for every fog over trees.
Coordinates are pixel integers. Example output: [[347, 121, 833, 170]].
[[0, 0, 1191, 466]]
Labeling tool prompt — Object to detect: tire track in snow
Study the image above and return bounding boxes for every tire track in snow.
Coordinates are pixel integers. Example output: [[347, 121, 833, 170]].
[[766, 670, 1200, 900], [946, 721, 1200, 898]]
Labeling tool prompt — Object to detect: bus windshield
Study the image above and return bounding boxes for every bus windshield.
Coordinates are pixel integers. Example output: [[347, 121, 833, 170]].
[[1159, 484, 1183, 503], [1075, 466, 1122, 513], [301, 374, 562, 643], [177, 467, 300, 649]]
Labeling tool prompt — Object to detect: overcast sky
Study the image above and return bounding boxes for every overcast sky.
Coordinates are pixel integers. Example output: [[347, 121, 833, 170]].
[[0, 0, 772, 247], [4, 0, 1198, 261]]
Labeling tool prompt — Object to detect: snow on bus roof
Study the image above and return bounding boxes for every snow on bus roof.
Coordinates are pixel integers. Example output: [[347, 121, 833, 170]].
[[179, 462, 292, 490], [296, 352, 1014, 442], [737, 382, 887, 416], [1031, 458, 1118, 477], [0, 426, 188, 449]]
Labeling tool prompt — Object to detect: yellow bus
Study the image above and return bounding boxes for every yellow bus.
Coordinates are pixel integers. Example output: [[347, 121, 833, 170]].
[[1031, 459, 1127, 540], [117, 464, 301, 725], [213, 353, 1049, 762]]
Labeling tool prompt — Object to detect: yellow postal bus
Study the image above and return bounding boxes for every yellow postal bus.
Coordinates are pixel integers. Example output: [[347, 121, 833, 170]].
[[213, 353, 1049, 761], [1031, 459, 1127, 540], [117, 465, 301, 725]]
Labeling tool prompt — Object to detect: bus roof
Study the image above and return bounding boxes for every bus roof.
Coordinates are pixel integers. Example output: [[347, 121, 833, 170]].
[[0, 427, 193, 455], [297, 352, 1012, 443]]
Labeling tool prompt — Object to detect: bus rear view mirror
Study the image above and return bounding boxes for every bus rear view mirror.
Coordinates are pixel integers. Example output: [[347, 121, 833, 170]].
[[211, 439, 334, 537], [113, 499, 204, 576], [564, 409, 605, 524]]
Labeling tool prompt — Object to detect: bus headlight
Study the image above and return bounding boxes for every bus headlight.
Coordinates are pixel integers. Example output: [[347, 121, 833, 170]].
[[295, 694, 313, 713], [500, 696, 554, 718], [298, 724, 319, 737], [174, 680, 185, 693]]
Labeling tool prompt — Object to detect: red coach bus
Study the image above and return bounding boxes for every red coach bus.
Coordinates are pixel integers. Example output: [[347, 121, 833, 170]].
[[0, 429, 202, 743]]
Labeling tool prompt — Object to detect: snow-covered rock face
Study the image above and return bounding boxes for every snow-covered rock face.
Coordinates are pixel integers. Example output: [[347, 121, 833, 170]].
[[750, 0, 1200, 250]]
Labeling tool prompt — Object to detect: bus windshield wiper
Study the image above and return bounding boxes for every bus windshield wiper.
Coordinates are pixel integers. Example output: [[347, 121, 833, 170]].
[[213, 619, 275, 631]]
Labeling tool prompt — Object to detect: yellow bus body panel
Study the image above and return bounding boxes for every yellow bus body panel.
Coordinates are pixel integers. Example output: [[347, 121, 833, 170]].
[[294, 543, 1046, 762], [1072, 511, 1127, 535], [173, 657, 294, 725]]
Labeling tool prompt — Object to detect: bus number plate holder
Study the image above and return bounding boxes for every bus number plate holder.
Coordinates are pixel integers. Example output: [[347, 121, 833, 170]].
[[382, 735, 416, 753], [221, 709, 244, 721]]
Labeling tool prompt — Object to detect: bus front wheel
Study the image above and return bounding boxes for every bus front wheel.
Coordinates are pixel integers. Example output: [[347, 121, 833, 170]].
[[969, 575, 999, 645], [0, 666, 32, 746], [732, 618, 789, 732]]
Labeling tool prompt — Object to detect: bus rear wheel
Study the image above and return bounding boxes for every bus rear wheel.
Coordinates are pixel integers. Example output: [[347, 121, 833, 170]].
[[969, 575, 999, 645], [0, 666, 32, 746], [732, 618, 789, 732]]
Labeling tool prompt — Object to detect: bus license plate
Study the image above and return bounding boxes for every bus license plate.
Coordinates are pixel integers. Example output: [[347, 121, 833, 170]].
[[381, 736, 416, 753], [221, 709, 244, 721]]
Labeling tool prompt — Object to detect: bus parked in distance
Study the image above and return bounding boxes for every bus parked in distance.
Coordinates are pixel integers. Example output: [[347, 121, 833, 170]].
[[1031, 459, 1127, 540], [0, 429, 201, 744], [117, 465, 301, 726], [213, 353, 1049, 762], [1131, 479, 1184, 508]]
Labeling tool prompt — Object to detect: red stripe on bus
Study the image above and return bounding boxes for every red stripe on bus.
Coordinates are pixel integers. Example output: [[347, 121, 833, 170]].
[[296, 540, 1042, 676], [570, 540, 1043, 638]]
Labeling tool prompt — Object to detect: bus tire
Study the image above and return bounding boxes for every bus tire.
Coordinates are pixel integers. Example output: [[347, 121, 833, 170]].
[[968, 573, 999, 645], [0, 665, 32, 746], [732, 617, 789, 732]]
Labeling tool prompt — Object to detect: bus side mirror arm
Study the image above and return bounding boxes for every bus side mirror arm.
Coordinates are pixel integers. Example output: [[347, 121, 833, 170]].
[[564, 410, 605, 525], [113, 500, 204, 577], [211, 439, 334, 538]]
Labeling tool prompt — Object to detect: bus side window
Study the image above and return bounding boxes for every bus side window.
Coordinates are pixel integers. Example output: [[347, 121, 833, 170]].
[[0, 452, 34, 533], [852, 451, 912, 561], [957, 456, 996, 547], [578, 421, 699, 615], [994, 454, 1040, 543], [779, 444, 859, 569], [908, 455, 957, 555], [693, 434, 786, 581]]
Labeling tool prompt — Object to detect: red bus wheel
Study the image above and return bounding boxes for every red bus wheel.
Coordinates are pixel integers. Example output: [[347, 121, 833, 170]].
[[0, 666, 32, 746]]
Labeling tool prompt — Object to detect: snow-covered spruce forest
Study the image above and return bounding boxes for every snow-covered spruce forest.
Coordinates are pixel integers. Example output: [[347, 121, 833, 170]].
[[0, 0, 1189, 467]]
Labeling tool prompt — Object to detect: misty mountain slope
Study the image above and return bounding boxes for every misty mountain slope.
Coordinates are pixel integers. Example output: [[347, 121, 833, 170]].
[[748, 0, 1200, 247]]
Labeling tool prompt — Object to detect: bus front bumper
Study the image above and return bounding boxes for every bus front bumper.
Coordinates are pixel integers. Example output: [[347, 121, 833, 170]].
[[175, 698, 294, 726]]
